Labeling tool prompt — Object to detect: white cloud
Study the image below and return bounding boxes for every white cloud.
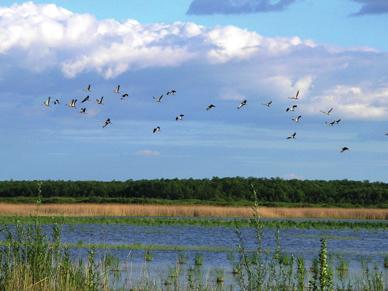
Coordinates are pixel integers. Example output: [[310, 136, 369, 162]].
[[0, 2, 319, 79], [304, 85, 388, 119], [1, 2, 388, 121], [135, 149, 161, 157]]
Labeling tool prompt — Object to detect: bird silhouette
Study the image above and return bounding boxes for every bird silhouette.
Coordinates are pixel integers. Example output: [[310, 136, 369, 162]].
[[287, 132, 296, 139], [288, 90, 300, 100], [167, 90, 176, 95], [286, 105, 297, 112], [206, 104, 216, 111], [153, 95, 164, 103], [96, 97, 104, 104], [176, 114, 184, 121], [81, 96, 90, 103], [113, 85, 121, 94], [68, 99, 77, 108], [237, 99, 247, 109], [262, 101, 272, 107], [103, 118, 111, 128], [43, 97, 51, 107], [292, 115, 302, 123], [340, 147, 349, 153], [153, 126, 161, 133], [320, 108, 334, 116]]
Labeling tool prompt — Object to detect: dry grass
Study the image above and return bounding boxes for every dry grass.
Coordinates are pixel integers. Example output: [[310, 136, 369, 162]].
[[0, 203, 386, 220]]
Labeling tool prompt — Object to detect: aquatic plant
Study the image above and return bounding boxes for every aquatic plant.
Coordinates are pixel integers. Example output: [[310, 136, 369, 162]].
[[144, 249, 153, 262], [0, 215, 385, 290], [0, 215, 386, 230], [319, 238, 333, 290], [296, 256, 306, 291], [194, 253, 203, 266]]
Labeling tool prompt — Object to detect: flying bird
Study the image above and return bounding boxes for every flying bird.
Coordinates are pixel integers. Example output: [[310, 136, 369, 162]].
[[292, 115, 302, 123], [176, 114, 184, 121], [54, 99, 60, 105], [320, 108, 334, 116], [85, 84, 91, 92], [262, 101, 272, 107], [167, 90, 176, 95], [80, 108, 86, 114], [103, 118, 111, 128], [96, 97, 104, 104], [340, 147, 349, 153], [288, 90, 300, 100], [206, 104, 216, 111], [326, 119, 341, 126], [121, 93, 129, 100], [153, 95, 164, 103], [237, 99, 247, 109], [113, 85, 121, 94], [286, 105, 298, 112], [153, 126, 161, 133], [325, 120, 336, 126], [287, 132, 297, 139], [81, 95, 90, 103], [68, 99, 77, 108], [43, 97, 51, 107]]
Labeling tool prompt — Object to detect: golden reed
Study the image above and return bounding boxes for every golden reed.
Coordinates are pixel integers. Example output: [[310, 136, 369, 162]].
[[0, 203, 386, 219]]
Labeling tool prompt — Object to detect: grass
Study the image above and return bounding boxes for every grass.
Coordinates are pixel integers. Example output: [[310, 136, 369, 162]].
[[0, 203, 387, 219], [0, 215, 386, 229], [0, 241, 233, 252], [0, 221, 385, 290], [1, 196, 387, 208]]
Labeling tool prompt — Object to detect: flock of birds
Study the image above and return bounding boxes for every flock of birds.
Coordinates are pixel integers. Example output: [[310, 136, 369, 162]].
[[43, 84, 388, 154]]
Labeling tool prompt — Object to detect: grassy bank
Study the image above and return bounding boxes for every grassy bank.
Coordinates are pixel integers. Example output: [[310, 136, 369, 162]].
[[0, 203, 386, 220], [0, 216, 386, 229]]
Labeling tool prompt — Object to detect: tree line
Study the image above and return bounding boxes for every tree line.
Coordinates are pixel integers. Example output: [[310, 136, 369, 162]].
[[0, 178, 386, 206]]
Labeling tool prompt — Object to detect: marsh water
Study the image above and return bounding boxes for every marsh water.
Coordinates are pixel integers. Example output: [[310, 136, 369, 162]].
[[1, 218, 387, 287]]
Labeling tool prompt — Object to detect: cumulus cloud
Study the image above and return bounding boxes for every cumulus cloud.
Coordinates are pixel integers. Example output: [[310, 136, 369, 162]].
[[1, 2, 388, 122], [351, 0, 388, 16], [135, 150, 161, 157], [187, 0, 297, 15], [304, 85, 388, 119], [0, 2, 314, 78]]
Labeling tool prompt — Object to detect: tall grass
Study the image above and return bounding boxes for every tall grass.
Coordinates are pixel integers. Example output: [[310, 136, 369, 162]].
[[0, 220, 385, 290], [0, 203, 386, 219], [230, 186, 385, 291]]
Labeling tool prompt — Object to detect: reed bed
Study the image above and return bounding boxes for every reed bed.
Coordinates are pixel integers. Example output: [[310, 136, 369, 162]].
[[0, 203, 386, 219]]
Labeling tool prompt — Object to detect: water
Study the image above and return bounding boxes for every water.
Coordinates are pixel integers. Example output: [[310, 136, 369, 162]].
[[1, 220, 387, 287]]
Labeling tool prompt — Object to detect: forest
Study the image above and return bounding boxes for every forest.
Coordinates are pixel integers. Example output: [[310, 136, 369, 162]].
[[0, 178, 386, 207]]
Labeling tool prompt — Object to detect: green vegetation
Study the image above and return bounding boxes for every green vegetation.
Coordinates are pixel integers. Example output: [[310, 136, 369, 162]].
[[0, 177, 387, 207], [232, 208, 385, 291], [0, 215, 386, 229], [0, 220, 385, 290]]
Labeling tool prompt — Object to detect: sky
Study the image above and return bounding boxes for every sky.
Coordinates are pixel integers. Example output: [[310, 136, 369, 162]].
[[0, 0, 388, 181]]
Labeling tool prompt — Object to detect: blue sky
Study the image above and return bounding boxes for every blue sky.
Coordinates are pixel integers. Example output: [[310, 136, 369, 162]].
[[0, 1, 388, 181]]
